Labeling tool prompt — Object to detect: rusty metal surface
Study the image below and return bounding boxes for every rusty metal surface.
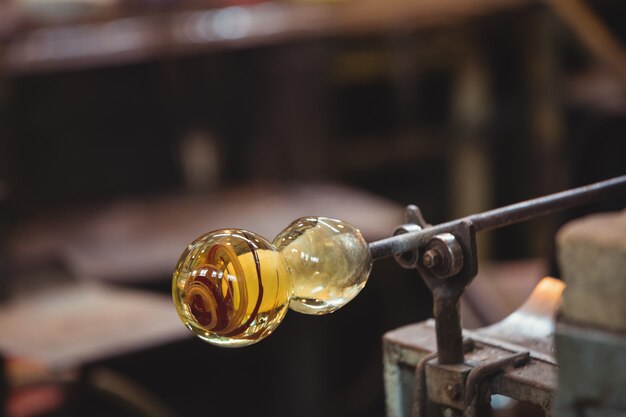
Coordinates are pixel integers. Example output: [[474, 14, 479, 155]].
[[374, 176, 625, 369], [421, 220, 478, 365], [384, 322, 558, 417], [420, 342, 475, 413], [432, 296, 465, 365], [384, 277, 562, 417], [381, 179, 625, 416], [463, 350, 530, 417]]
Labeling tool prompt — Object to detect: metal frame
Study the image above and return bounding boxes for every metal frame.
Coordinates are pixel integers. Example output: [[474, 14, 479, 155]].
[[373, 175, 626, 416], [384, 321, 558, 417]]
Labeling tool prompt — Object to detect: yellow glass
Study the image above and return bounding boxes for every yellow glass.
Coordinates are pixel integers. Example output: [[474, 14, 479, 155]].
[[273, 217, 372, 315], [173, 217, 372, 347], [172, 229, 291, 347]]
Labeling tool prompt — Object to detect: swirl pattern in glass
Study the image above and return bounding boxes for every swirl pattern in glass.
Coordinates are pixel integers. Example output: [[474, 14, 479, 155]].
[[173, 217, 373, 347], [172, 229, 291, 347]]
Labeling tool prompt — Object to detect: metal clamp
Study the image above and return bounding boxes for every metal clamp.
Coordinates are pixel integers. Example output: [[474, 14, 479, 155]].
[[463, 351, 530, 417], [413, 339, 532, 417]]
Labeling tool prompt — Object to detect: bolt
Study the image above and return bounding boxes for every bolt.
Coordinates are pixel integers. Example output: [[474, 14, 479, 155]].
[[423, 233, 464, 278], [423, 249, 441, 268], [446, 383, 462, 401]]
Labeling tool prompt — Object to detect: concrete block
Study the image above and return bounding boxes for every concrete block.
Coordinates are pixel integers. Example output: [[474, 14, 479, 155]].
[[556, 209, 626, 332]]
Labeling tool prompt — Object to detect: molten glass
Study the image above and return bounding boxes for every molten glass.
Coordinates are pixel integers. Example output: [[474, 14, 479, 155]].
[[274, 217, 371, 315], [173, 217, 371, 347]]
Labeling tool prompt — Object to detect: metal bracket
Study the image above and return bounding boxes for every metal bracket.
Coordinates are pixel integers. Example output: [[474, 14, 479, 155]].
[[393, 205, 429, 269], [463, 351, 530, 417], [373, 176, 626, 415], [396, 206, 478, 365], [414, 339, 532, 417]]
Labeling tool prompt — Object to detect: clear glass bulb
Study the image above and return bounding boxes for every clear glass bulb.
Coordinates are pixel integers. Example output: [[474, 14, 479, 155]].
[[273, 217, 372, 315]]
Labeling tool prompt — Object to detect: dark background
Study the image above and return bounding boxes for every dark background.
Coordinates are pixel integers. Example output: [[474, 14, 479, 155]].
[[0, 1, 625, 416]]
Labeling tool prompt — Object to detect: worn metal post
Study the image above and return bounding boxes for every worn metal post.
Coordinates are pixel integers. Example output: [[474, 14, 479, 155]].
[[433, 294, 464, 364]]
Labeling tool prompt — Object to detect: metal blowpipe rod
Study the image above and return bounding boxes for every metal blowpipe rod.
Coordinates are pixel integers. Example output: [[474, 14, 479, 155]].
[[369, 175, 626, 260]]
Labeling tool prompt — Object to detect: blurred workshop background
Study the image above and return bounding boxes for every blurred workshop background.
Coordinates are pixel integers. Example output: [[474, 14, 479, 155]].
[[0, 0, 625, 416]]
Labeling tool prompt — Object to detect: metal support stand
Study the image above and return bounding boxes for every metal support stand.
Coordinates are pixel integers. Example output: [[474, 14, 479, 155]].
[[372, 175, 626, 416]]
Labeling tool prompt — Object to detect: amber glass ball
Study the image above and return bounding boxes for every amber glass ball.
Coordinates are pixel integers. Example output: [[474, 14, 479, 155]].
[[172, 229, 291, 347]]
